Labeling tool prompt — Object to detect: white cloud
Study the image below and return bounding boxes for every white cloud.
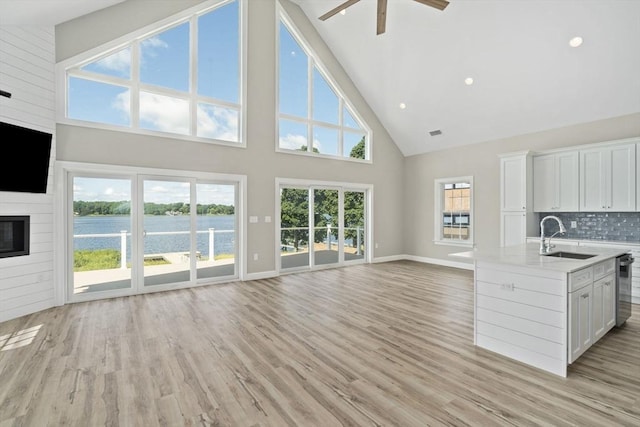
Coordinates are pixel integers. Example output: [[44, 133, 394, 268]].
[[139, 92, 190, 135], [92, 48, 131, 74], [279, 133, 307, 150], [197, 105, 239, 142]]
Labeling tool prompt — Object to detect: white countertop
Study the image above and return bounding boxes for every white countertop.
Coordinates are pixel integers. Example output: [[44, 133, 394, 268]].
[[450, 242, 631, 273]]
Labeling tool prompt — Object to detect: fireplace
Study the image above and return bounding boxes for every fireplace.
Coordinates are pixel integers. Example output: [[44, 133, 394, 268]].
[[0, 216, 30, 258]]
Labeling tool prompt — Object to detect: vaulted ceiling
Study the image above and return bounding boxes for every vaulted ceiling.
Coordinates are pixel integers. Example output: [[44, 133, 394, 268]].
[[292, 0, 640, 155], [2, 0, 639, 157]]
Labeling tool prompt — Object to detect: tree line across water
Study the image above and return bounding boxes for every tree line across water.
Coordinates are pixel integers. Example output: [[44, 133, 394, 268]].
[[73, 201, 234, 216]]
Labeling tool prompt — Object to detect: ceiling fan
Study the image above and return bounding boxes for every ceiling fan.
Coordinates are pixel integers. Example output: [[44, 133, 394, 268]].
[[319, 0, 449, 35]]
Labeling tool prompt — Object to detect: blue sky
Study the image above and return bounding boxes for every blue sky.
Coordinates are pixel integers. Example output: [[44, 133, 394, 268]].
[[74, 177, 236, 206], [69, 0, 365, 202]]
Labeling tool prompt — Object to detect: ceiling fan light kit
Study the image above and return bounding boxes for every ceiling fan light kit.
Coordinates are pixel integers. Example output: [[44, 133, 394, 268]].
[[319, 0, 450, 35]]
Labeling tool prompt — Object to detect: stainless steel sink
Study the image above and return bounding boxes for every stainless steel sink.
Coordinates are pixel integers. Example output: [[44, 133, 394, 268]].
[[542, 251, 596, 260]]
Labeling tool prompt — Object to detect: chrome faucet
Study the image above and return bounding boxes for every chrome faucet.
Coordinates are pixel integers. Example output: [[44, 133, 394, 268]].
[[539, 215, 567, 254]]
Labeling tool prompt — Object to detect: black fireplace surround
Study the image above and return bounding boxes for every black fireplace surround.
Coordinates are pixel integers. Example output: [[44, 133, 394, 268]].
[[0, 216, 30, 258]]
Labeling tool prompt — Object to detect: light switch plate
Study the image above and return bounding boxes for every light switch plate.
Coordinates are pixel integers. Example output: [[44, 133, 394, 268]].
[[571, 221, 577, 228], [264, 216, 271, 223], [249, 216, 258, 223]]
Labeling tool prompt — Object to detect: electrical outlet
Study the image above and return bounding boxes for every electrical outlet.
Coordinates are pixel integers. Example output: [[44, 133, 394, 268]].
[[253, 253, 258, 261], [375, 243, 379, 249], [571, 221, 577, 228]]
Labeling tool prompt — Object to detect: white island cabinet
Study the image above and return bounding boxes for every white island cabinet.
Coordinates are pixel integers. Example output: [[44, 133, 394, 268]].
[[451, 243, 629, 377]]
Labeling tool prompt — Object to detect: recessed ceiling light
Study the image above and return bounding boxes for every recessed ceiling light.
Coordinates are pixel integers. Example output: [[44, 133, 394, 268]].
[[569, 36, 583, 47], [399, 103, 406, 109], [464, 77, 474, 85]]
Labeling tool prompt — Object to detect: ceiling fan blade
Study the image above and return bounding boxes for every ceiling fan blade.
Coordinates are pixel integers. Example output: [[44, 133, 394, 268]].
[[413, 0, 450, 11], [377, 0, 387, 35], [319, 0, 361, 21]]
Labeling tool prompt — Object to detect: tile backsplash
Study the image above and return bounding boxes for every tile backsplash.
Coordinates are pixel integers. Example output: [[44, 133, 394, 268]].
[[537, 212, 640, 243]]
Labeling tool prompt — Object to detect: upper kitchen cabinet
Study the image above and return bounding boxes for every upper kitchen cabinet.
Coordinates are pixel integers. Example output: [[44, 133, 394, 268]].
[[500, 152, 530, 212], [499, 152, 536, 246], [533, 151, 579, 212], [580, 142, 637, 212]]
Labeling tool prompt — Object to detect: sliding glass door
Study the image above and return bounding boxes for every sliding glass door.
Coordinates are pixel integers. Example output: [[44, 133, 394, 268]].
[[67, 167, 241, 302], [142, 178, 192, 287], [72, 176, 134, 295], [278, 181, 370, 272]]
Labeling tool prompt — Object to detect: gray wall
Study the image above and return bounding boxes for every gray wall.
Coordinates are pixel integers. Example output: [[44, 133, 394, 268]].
[[55, 0, 405, 275], [403, 113, 640, 265]]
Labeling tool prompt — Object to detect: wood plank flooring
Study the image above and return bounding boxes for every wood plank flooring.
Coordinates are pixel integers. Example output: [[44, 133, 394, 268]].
[[1, 261, 639, 426]]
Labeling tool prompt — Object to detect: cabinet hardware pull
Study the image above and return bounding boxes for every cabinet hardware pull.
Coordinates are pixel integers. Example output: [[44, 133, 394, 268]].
[[581, 294, 589, 299]]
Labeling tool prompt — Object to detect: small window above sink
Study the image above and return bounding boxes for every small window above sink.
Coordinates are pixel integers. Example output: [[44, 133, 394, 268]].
[[542, 251, 596, 260]]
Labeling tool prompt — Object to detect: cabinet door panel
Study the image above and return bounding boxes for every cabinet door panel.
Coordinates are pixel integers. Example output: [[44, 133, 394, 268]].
[[501, 212, 525, 247], [557, 151, 579, 211], [592, 279, 605, 340], [501, 156, 525, 211], [580, 150, 605, 211], [533, 155, 555, 211], [609, 144, 636, 211]]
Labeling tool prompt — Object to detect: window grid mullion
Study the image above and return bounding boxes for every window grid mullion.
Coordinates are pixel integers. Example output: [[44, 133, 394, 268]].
[[307, 59, 314, 153], [131, 41, 140, 128], [190, 15, 198, 137]]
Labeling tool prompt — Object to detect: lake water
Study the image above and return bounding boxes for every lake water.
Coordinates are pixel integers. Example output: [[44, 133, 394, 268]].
[[74, 215, 235, 259]]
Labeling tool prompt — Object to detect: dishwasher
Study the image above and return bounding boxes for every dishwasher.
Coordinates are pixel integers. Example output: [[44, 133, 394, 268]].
[[616, 253, 634, 326]]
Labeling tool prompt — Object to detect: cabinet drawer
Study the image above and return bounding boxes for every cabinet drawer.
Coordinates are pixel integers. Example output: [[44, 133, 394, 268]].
[[593, 259, 615, 280], [569, 267, 593, 292], [476, 268, 565, 296]]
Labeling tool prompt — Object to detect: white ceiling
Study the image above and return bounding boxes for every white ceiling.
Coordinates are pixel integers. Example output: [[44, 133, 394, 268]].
[[2, 0, 638, 156], [292, 0, 640, 156]]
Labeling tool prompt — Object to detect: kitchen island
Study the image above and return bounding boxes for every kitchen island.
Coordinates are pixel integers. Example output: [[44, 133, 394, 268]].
[[451, 242, 631, 377]]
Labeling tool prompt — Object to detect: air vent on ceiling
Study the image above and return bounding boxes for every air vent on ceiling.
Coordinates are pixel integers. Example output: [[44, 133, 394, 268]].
[[429, 129, 442, 136]]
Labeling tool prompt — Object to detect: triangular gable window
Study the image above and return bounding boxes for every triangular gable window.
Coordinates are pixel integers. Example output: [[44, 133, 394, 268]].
[[58, 0, 244, 146], [277, 8, 370, 161]]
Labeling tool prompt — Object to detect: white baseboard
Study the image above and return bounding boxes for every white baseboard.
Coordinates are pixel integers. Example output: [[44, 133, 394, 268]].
[[238, 255, 474, 283], [402, 254, 474, 270], [244, 270, 278, 281], [372, 255, 406, 263]]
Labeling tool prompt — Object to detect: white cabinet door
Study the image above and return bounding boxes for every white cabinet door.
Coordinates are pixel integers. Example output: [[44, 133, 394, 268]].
[[580, 149, 606, 211], [602, 274, 616, 332], [580, 144, 636, 212], [592, 277, 605, 340], [609, 144, 636, 211], [501, 155, 526, 211], [569, 284, 593, 363], [557, 151, 579, 211], [592, 273, 616, 341], [533, 154, 555, 211], [501, 212, 526, 247], [533, 151, 579, 212]]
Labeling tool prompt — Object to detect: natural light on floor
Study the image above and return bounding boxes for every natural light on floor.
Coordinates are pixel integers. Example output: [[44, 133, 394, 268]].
[[0, 324, 43, 351]]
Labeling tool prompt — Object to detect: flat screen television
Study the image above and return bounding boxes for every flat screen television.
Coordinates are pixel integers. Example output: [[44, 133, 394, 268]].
[[0, 121, 53, 194]]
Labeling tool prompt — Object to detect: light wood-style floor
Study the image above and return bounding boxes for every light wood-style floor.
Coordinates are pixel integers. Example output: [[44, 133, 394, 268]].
[[1, 261, 639, 426]]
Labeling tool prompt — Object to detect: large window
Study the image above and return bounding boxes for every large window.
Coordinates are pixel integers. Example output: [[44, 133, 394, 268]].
[[434, 177, 474, 247], [277, 12, 371, 161], [277, 179, 370, 272], [61, 163, 244, 303], [59, 0, 244, 145]]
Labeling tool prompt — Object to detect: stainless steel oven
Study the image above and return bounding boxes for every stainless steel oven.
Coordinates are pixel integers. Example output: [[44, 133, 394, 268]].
[[616, 253, 634, 326]]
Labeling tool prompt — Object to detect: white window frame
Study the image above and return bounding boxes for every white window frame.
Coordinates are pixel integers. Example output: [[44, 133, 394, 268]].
[[56, 0, 247, 148], [434, 176, 474, 248], [276, 4, 372, 163], [53, 160, 248, 305]]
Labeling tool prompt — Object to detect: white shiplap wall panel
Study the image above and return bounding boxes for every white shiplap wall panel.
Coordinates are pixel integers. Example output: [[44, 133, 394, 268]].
[[0, 26, 57, 323]]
